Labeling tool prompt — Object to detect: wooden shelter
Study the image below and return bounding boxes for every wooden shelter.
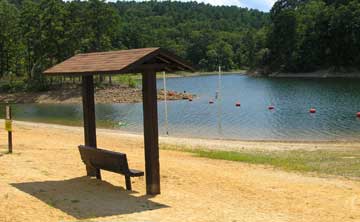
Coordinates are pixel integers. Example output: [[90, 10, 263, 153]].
[[44, 48, 195, 195]]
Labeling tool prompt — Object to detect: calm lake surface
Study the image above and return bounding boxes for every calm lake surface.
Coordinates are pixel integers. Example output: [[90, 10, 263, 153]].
[[3, 74, 360, 141]]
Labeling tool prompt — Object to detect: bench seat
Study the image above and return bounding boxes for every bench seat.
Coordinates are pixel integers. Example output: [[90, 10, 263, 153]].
[[78, 145, 144, 190]]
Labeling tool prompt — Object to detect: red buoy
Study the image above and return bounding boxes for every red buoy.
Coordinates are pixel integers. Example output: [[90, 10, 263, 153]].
[[309, 108, 316, 113], [268, 105, 275, 110], [356, 112, 360, 118], [235, 102, 241, 107], [209, 100, 214, 104]]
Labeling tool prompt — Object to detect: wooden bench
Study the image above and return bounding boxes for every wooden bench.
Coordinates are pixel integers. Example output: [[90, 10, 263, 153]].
[[78, 145, 144, 190]]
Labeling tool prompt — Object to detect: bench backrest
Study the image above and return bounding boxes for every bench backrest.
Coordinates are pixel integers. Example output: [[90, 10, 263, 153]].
[[78, 145, 130, 175]]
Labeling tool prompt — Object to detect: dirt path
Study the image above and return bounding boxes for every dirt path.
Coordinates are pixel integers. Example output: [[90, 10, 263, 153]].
[[0, 122, 360, 222]]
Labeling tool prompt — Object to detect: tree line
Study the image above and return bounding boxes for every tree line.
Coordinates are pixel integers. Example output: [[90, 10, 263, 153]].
[[1, 0, 359, 91], [0, 0, 268, 90], [265, 0, 360, 73]]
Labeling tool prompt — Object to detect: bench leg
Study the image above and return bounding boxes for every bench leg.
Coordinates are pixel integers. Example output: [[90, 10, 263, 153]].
[[86, 164, 101, 180], [86, 165, 97, 177], [96, 169, 101, 180], [125, 176, 132, 190]]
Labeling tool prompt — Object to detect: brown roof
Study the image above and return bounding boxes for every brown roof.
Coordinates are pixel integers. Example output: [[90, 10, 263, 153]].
[[44, 47, 195, 76]]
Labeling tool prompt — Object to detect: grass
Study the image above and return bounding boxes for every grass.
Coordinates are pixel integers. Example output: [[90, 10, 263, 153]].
[[111, 74, 139, 88], [162, 144, 360, 179]]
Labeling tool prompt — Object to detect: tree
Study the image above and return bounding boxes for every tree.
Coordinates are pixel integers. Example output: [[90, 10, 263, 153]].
[[83, 0, 120, 52], [0, 0, 22, 78], [205, 40, 234, 71], [268, 9, 297, 71], [20, 0, 42, 80], [1, 0, 270, 89]]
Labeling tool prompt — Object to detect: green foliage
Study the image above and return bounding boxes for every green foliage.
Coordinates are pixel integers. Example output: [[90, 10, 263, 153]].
[[0, 0, 23, 78], [4, 0, 358, 82], [265, 0, 360, 73], [0, 0, 269, 89], [0, 80, 26, 93], [113, 1, 270, 70], [24, 79, 50, 92], [127, 77, 137, 88], [0, 78, 49, 93], [1, 0, 122, 88], [113, 75, 138, 88]]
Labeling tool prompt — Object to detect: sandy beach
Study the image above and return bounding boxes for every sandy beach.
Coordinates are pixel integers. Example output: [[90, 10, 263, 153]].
[[1, 121, 360, 222]]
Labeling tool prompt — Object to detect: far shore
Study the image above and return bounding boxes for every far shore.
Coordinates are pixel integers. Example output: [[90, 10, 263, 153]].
[[250, 69, 360, 78], [0, 85, 194, 104], [163, 69, 247, 78], [0, 71, 247, 104], [179, 69, 360, 79]]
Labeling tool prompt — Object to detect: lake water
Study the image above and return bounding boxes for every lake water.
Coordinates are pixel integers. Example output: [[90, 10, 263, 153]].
[[3, 74, 360, 141]]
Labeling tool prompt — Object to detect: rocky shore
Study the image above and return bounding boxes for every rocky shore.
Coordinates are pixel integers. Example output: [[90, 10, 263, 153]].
[[0, 85, 195, 104]]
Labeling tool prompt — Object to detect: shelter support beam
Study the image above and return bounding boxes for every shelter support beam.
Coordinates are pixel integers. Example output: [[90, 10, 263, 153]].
[[81, 75, 101, 179], [142, 71, 160, 195]]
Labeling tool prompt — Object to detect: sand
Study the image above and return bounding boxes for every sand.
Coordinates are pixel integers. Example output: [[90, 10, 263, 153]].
[[1, 121, 360, 222]]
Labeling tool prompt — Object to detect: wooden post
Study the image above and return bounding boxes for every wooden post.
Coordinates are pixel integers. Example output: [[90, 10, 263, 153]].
[[81, 75, 101, 179], [5, 105, 12, 154], [142, 70, 160, 195]]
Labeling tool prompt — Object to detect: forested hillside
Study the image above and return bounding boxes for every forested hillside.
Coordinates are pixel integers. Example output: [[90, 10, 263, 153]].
[[265, 0, 360, 73], [0, 0, 268, 88], [1, 0, 359, 90]]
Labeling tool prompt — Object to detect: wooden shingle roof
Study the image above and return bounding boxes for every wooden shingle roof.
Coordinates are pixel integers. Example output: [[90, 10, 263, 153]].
[[44, 47, 195, 76]]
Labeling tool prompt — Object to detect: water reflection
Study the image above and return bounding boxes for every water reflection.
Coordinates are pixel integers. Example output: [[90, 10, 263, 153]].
[[1, 74, 360, 141]]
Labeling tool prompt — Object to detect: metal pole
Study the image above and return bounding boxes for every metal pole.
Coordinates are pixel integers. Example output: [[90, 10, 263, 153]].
[[6, 105, 12, 154], [217, 66, 222, 137], [163, 71, 169, 136]]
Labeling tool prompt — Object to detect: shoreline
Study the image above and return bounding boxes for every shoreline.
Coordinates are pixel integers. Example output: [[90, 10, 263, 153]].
[[0, 70, 245, 104], [10, 120, 360, 151], [178, 69, 360, 79], [163, 70, 246, 78], [254, 69, 360, 78], [0, 85, 194, 104]]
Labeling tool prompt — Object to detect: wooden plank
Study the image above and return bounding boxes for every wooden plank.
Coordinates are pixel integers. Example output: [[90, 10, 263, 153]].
[[44, 48, 160, 75], [43, 48, 195, 76], [78, 145, 144, 176], [81, 75, 101, 179], [142, 70, 160, 195], [78, 145, 144, 191]]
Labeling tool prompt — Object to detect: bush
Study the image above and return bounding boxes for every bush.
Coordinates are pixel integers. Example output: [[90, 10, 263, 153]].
[[0, 80, 26, 93], [113, 75, 138, 88], [127, 76, 137, 88], [24, 79, 50, 92]]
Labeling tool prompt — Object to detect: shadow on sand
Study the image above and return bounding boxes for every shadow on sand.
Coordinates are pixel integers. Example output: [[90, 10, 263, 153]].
[[11, 176, 168, 219]]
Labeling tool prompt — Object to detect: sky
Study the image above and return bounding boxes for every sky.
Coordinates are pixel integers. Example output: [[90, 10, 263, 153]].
[[184, 0, 276, 11], [108, 0, 277, 12]]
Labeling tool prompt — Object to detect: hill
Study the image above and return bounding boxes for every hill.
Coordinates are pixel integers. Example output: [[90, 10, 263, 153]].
[[0, 0, 269, 88], [263, 0, 360, 74]]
